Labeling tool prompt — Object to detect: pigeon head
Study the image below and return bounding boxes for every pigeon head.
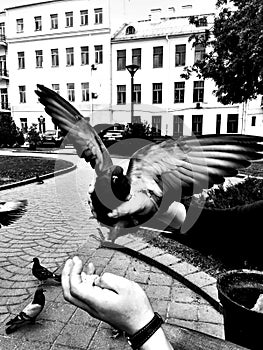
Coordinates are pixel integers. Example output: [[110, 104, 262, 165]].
[[33, 288, 45, 306], [90, 165, 130, 227], [32, 257, 40, 264]]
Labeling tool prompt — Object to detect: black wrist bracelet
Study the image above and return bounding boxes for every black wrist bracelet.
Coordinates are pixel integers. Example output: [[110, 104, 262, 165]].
[[126, 312, 164, 350]]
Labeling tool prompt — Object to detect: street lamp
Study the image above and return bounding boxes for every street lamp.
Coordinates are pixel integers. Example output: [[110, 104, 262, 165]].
[[39, 115, 44, 134], [126, 64, 139, 123]]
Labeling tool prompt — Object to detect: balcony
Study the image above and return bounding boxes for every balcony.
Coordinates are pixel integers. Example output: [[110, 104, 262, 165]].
[[0, 102, 11, 111], [0, 69, 9, 80], [0, 34, 7, 46]]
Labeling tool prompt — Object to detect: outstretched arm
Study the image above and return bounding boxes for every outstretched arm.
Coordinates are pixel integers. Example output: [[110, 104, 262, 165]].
[[62, 256, 173, 349]]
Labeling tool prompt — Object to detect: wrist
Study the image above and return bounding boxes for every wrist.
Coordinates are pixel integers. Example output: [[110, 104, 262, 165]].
[[140, 327, 173, 350], [126, 312, 166, 350]]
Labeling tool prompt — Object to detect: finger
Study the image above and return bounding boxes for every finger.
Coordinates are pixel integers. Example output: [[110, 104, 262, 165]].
[[94, 272, 130, 293], [87, 262, 96, 275], [69, 256, 83, 289], [108, 200, 139, 218]]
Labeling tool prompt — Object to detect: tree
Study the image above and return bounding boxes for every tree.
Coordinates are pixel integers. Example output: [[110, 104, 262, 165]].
[[182, 0, 263, 105], [0, 112, 23, 147], [26, 123, 41, 150]]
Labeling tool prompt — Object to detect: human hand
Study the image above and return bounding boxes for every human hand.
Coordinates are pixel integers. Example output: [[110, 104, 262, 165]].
[[62, 256, 154, 335], [108, 191, 157, 220]]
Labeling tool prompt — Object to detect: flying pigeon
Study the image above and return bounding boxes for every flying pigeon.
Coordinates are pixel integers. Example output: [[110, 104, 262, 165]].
[[0, 200, 27, 228], [35, 84, 263, 241], [5, 287, 45, 334], [32, 257, 61, 283]]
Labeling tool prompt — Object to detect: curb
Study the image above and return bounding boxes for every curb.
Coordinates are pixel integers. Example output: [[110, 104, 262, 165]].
[[0, 164, 77, 192]]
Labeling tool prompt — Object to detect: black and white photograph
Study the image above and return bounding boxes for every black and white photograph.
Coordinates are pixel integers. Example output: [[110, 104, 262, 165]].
[[0, 0, 263, 349]]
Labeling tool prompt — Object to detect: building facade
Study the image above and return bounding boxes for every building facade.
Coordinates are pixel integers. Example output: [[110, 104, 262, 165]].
[[1, 0, 263, 137], [0, 11, 9, 114]]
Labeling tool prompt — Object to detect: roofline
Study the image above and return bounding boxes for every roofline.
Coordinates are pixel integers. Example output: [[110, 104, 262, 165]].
[[4, 0, 65, 11]]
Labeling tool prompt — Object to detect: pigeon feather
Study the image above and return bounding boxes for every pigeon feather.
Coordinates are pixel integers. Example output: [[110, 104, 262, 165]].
[[0, 200, 27, 227], [35, 84, 263, 241]]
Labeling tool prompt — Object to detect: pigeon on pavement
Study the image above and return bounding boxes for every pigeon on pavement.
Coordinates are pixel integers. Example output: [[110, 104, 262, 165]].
[[5, 287, 45, 334], [0, 200, 27, 228], [32, 257, 61, 284], [35, 84, 263, 241]]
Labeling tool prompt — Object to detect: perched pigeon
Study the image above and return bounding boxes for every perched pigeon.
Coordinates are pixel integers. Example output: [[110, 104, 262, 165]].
[[35, 84, 263, 241], [0, 200, 27, 228], [32, 257, 61, 283], [5, 287, 45, 334]]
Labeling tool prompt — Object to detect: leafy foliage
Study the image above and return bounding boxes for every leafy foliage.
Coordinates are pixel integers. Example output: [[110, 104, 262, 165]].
[[186, 177, 263, 209], [26, 124, 41, 146], [0, 113, 24, 147], [182, 0, 263, 104], [123, 122, 151, 139]]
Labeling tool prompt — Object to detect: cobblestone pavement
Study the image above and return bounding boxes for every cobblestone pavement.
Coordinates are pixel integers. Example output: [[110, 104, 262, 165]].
[[0, 151, 224, 349]]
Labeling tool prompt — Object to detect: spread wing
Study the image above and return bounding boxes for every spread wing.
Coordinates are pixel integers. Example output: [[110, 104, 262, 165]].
[[0, 200, 27, 227], [35, 84, 113, 174], [126, 134, 263, 199]]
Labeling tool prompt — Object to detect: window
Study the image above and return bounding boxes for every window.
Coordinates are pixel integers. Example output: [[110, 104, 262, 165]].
[[95, 45, 103, 64], [152, 115, 162, 136], [81, 82, 89, 101], [19, 85, 26, 103], [152, 83, 162, 104], [216, 114, 221, 134], [0, 88, 8, 110], [20, 118, 28, 132], [18, 52, 25, 69], [117, 50, 126, 70], [66, 47, 74, 66], [126, 26, 135, 35], [132, 48, 141, 68], [132, 115, 141, 124], [117, 85, 126, 104], [80, 10, 88, 25], [35, 50, 43, 68], [194, 44, 205, 62], [16, 19, 24, 33], [65, 11, 73, 27], [94, 8, 103, 24], [175, 44, 186, 66], [51, 49, 59, 67], [173, 115, 184, 137], [192, 115, 203, 136], [0, 55, 7, 75], [193, 81, 204, 102], [153, 46, 163, 68], [196, 17, 207, 27], [0, 22, 5, 37], [34, 16, 42, 31], [227, 114, 238, 133], [52, 84, 60, 94], [133, 84, 141, 104], [81, 46, 89, 65], [251, 116, 256, 127], [50, 14, 58, 29], [174, 82, 185, 103], [67, 83, 75, 102]]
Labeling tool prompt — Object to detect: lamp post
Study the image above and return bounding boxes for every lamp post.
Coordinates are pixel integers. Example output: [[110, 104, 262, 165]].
[[39, 115, 44, 134], [126, 64, 139, 123]]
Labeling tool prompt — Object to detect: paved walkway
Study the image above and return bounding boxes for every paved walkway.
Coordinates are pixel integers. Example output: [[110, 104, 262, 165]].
[[0, 151, 224, 349]]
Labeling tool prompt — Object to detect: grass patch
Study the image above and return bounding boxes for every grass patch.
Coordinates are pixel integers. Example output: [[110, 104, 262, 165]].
[[0, 155, 73, 186]]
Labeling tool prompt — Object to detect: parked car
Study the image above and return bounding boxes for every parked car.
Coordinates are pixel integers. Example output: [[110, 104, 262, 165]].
[[41, 130, 63, 147], [102, 129, 125, 141]]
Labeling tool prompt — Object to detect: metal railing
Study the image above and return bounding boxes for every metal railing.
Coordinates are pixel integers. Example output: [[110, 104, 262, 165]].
[[0, 69, 9, 78], [0, 34, 6, 43]]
